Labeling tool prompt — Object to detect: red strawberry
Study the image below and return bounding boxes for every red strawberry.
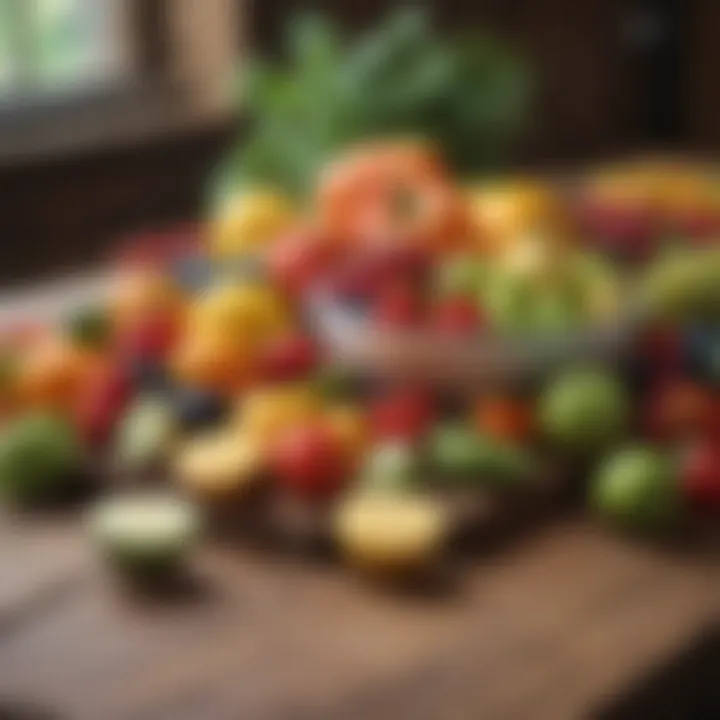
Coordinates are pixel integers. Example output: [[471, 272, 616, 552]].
[[269, 423, 348, 499], [431, 297, 481, 336], [681, 442, 720, 515], [369, 389, 433, 441], [259, 332, 319, 381], [75, 363, 132, 446]]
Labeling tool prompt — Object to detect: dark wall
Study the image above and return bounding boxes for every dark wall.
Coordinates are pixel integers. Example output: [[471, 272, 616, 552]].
[[0, 124, 232, 285]]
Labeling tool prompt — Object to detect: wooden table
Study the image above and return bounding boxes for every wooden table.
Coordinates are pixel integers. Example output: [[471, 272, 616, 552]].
[[0, 513, 716, 720], [0, 276, 717, 720]]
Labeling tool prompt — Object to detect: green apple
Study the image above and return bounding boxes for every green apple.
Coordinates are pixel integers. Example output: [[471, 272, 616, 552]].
[[482, 270, 535, 334], [591, 446, 679, 531], [90, 493, 200, 578], [539, 368, 629, 451], [0, 413, 82, 504]]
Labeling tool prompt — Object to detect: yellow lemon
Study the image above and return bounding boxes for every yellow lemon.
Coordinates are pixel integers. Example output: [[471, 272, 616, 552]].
[[334, 493, 449, 575], [210, 190, 294, 257], [175, 431, 262, 500], [189, 282, 290, 349]]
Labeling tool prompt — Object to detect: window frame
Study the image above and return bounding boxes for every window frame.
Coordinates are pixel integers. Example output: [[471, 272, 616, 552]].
[[0, 0, 219, 163]]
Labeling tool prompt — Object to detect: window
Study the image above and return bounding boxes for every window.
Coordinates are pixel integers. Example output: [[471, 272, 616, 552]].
[[0, 0, 130, 103]]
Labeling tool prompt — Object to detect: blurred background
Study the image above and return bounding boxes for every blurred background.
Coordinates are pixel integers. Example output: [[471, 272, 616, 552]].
[[0, 0, 719, 282]]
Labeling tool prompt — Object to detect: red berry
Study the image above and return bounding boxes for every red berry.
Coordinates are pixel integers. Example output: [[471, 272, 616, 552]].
[[642, 380, 715, 441], [259, 333, 319, 381], [639, 326, 682, 375], [267, 230, 335, 297], [431, 297, 481, 335], [331, 245, 430, 300], [369, 389, 433, 441], [75, 363, 132, 446], [371, 283, 422, 328], [117, 312, 180, 363], [681, 443, 720, 515], [270, 424, 348, 499]]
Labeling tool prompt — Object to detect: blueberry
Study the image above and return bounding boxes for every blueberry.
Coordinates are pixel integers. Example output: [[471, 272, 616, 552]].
[[682, 324, 720, 385], [173, 387, 228, 430], [128, 359, 173, 396]]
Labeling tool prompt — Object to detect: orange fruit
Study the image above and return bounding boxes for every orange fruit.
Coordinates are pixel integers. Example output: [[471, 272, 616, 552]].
[[18, 337, 101, 413]]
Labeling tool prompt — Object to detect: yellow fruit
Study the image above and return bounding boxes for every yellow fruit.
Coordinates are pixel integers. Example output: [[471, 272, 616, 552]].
[[324, 405, 367, 462], [237, 384, 322, 447], [171, 332, 255, 394], [210, 190, 294, 257], [334, 493, 449, 575], [175, 431, 262, 500], [469, 179, 570, 255], [189, 282, 290, 349]]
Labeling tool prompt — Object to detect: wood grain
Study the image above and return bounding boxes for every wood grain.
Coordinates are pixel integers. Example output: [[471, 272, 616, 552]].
[[0, 517, 715, 720]]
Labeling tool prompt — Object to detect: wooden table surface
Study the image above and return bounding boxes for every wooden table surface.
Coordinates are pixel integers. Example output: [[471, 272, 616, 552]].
[[0, 513, 716, 720], [0, 276, 717, 720]]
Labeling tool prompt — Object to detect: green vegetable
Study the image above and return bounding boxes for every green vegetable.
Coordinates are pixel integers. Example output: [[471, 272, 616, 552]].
[[429, 423, 530, 487], [539, 368, 629, 452], [591, 446, 679, 531], [65, 304, 111, 350], [0, 413, 82, 504], [212, 7, 531, 200], [360, 442, 419, 492]]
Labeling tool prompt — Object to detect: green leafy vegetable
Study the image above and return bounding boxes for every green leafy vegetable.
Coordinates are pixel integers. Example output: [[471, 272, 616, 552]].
[[211, 7, 532, 202]]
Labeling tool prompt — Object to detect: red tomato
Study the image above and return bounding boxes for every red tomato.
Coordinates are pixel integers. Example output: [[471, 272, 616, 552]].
[[75, 362, 132, 446], [371, 282, 422, 329], [330, 245, 430, 301], [681, 442, 720, 515], [117, 311, 181, 363], [269, 423, 348, 499], [431, 297, 481, 336], [369, 389, 433, 441], [258, 332, 319, 381], [267, 229, 336, 297], [643, 380, 715, 441]]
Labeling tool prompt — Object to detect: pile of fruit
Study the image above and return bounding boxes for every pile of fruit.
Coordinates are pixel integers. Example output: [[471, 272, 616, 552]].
[[0, 144, 718, 584]]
